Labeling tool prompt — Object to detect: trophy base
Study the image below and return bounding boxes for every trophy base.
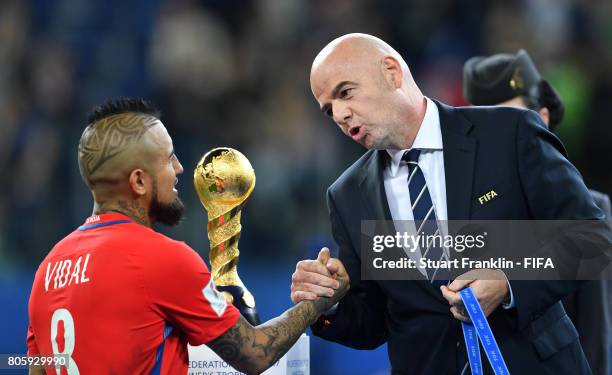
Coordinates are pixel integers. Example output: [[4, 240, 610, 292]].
[[217, 284, 261, 325]]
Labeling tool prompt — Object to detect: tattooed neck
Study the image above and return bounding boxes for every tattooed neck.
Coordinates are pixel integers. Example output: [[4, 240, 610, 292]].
[[95, 200, 151, 227]]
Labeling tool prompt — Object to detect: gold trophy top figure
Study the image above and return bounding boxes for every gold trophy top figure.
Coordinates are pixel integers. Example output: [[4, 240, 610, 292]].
[[194, 147, 260, 325], [194, 147, 255, 219]]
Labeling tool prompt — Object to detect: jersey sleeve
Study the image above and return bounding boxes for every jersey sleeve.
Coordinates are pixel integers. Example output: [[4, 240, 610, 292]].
[[26, 324, 39, 355], [142, 239, 240, 345]]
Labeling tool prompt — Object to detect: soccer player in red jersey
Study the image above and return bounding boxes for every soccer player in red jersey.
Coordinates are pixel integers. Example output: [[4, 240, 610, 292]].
[[27, 98, 348, 375]]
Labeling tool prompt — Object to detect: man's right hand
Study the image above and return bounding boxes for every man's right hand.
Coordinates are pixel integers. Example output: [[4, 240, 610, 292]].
[[291, 247, 350, 306]]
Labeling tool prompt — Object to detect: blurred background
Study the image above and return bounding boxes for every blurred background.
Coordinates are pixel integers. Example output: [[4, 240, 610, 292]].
[[1, 0, 611, 374]]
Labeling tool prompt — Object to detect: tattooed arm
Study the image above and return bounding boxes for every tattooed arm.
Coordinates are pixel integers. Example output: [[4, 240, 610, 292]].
[[207, 265, 349, 375]]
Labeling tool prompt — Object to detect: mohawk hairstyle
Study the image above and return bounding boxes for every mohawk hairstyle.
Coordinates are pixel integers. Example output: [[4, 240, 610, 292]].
[[87, 97, 160, 125]]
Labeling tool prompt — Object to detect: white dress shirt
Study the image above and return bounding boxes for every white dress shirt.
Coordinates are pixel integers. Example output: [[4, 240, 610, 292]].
[[383, 97, 447, 275], [384, 97, 447, 222], [381, 97, 514, 307]]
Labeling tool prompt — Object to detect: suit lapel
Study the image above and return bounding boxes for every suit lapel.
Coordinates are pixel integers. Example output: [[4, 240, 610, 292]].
[[358, 150, 440, 298], [435, 100, 477, 220], [355, 103, 478, 301], [358, 150, 393, 221]]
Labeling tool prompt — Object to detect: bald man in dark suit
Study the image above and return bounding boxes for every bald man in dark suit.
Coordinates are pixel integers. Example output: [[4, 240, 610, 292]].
[[290, 34, 612, 374]]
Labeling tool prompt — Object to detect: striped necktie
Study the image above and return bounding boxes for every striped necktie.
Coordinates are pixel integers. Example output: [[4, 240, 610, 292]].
[[402, 149, 450, 285]]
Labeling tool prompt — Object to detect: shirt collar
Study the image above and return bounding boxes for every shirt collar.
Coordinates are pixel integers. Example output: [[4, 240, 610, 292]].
[[82, 212, 132, 226], [79, 213, 133, 231], [386, 97, 443, 176]]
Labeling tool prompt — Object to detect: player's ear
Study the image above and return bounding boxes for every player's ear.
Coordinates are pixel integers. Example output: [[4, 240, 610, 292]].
[[128, 169, 149, 196], [380, 56, 403, 89]]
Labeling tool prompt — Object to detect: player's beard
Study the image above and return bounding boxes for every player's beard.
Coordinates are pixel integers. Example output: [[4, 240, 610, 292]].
[[149, 178, 185, 226]]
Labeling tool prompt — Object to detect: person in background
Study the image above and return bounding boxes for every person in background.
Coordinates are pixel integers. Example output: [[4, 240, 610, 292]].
[[463, 49, 611, 375]]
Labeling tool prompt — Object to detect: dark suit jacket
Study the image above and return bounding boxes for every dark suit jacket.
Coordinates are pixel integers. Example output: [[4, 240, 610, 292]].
[[312, 101, 612, 374], [563, 190, 611, 375]]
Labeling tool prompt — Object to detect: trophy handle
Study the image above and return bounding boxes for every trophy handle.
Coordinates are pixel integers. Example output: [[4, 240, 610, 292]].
[[217, 285, 261, 325]]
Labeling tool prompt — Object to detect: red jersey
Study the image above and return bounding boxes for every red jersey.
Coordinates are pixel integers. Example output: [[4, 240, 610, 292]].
[[27, 213, 240, 374]]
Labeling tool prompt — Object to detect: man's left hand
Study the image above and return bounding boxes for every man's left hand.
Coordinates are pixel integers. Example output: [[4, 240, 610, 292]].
[[440, 269, 509, 322]]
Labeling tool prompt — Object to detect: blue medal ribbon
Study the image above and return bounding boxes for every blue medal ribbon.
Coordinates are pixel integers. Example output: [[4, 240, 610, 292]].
[[459, 287, 510, 375]]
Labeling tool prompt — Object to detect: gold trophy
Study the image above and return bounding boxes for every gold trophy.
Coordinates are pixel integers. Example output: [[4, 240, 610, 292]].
[[194, 147, 261, 325]]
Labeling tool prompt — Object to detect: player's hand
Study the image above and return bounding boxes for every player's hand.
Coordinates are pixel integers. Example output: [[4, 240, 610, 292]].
[[440, 269, 509, 322], [291, 247, 348, 304]]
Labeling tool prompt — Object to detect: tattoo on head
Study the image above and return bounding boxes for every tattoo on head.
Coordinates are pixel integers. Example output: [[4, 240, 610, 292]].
[[78, 97, 161, 187], [78, 113, 158, 181]]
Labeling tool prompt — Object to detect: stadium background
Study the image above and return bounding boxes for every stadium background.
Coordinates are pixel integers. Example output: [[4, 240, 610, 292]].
[[0, 1, 611, 374]]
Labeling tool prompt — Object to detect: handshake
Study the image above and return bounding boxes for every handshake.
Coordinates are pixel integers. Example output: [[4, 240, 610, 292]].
[[290, 247, 510, 323], [290, 248, 350, 308]]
